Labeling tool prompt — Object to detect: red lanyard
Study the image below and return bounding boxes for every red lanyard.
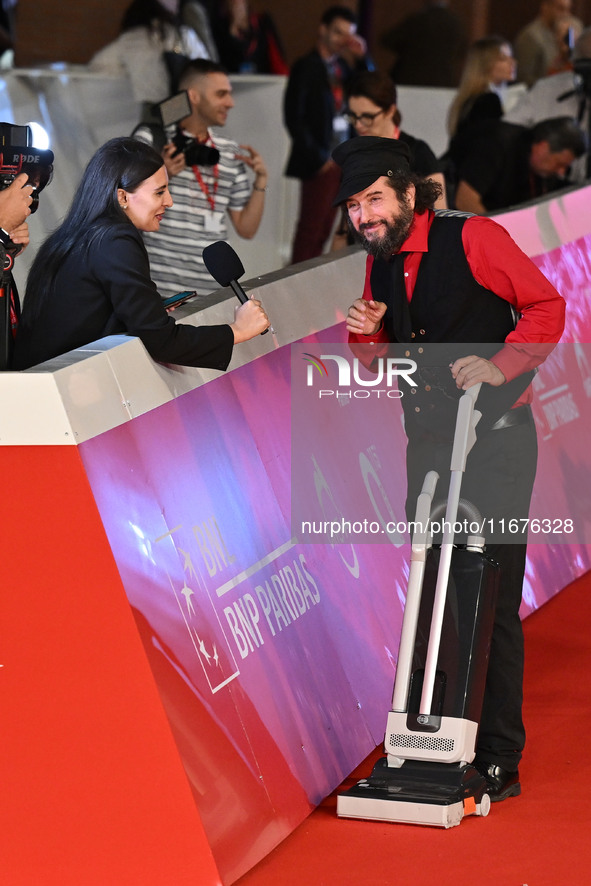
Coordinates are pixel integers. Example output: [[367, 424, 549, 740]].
[[191, 134, 219, 211]]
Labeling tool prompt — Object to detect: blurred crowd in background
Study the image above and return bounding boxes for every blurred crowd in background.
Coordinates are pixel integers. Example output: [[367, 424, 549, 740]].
[[2, 0, 591, 274]]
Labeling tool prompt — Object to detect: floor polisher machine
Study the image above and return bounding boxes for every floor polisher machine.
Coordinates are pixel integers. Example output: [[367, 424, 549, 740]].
[[338, 383, 500, 827]]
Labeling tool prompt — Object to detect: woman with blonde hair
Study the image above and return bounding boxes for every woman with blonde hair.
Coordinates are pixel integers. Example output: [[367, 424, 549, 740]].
[[447, 35, 516, 138]]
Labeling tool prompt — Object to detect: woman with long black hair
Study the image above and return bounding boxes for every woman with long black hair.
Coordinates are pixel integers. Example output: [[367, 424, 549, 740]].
[[13, 137, 267, 370]]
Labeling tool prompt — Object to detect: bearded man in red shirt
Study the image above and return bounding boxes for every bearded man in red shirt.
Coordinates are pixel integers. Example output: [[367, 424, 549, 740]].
[[339, 136, 565, 803]]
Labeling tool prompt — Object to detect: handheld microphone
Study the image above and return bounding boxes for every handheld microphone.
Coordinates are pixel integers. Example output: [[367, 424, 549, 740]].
[[202, 240, 269, 334]]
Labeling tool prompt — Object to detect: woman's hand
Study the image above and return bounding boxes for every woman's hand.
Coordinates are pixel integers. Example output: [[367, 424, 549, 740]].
[[230, 296, 269, 342]]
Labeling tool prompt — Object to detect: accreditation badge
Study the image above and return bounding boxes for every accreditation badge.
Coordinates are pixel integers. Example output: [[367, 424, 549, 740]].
[[204, 210, 224, 234]]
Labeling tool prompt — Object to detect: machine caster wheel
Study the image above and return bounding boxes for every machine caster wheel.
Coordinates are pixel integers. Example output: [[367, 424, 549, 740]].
[[476, 792, 491, 817]]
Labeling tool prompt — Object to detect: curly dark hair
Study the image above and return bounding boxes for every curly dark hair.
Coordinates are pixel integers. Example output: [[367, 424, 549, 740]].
[[385, 168, 443, 213]]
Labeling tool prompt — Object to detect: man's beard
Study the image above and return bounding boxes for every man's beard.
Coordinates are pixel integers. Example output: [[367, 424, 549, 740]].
[[349, 201, 414, 260]]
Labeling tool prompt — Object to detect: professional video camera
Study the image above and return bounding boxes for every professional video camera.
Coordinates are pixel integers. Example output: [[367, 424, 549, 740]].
[[0, 122, 54, 219], [0, 122, 54, 370], [156, 91, 220, 167]]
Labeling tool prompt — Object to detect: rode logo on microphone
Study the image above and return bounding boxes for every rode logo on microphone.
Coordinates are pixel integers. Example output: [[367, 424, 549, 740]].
[[11, 153, 41, 164], [303, 352, 418, 400]]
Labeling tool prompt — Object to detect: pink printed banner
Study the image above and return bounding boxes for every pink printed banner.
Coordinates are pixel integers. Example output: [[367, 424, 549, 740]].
[[79, 343, 590, 881], [79, 348, 402, 883], [291, 342, 591, 548]]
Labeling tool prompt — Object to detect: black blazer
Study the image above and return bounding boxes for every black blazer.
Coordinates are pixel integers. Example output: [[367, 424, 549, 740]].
[[13, 222, 234, 371], [284, 49, 364, 180]]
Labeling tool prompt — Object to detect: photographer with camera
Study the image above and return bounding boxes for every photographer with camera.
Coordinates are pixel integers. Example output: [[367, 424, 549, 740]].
[[135, 58, 268, 299], [1, 126, 54, 370], [505, 27, 591, 182], [0, 173, 33, 236], [0, 173, 32, 370]]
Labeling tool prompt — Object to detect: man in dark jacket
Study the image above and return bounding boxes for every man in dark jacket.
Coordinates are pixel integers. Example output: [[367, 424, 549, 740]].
[[452, 116, 585, 214], [283, 5, 369, 264]]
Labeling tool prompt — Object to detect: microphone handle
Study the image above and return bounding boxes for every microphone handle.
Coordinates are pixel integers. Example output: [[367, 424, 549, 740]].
[[229, 278, 269, 335], [229, 279, 248, 304]]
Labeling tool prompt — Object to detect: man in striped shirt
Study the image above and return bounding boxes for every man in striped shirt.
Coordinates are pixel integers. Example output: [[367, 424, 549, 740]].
[[141, 59, 268, 299]]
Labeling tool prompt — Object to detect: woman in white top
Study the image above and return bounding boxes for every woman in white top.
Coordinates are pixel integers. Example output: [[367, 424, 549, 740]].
[[89, 0, 210, 106]]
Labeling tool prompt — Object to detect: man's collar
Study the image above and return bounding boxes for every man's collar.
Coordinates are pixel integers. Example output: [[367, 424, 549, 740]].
[[181, 113, 210, 140], [182, 125, 212, 143], [396, 209, 433, 254]]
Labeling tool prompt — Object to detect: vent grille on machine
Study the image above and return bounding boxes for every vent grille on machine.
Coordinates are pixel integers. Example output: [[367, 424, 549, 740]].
[[389, 733, 455, 753]]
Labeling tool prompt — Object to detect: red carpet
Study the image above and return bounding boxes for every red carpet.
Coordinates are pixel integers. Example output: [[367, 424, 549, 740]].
[[236, 571, 591, 886]]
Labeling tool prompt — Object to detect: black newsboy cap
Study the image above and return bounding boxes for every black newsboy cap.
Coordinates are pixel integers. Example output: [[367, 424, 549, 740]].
[[331, 136, 411, 204]]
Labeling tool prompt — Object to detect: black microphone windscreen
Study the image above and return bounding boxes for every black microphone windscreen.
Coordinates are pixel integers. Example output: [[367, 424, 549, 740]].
[[202, 240, 245, 287]]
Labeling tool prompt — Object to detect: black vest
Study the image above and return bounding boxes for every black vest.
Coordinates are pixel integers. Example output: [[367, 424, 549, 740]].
[[369, 213, 527, 435], [370, 212, 515, 345]]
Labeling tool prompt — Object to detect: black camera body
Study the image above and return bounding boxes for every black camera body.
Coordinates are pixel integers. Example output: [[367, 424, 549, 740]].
[[157, 91, 220, 167], [170, 129, 220, 167], [0, 122, 54, 215], [0, 123, 53, 369]]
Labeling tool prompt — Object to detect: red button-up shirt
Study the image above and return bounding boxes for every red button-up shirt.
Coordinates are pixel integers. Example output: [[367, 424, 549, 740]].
[[350, 210, 566, 402]]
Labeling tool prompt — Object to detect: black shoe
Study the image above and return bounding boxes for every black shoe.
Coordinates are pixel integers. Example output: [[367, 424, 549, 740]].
[[474, 761, 521, 803]]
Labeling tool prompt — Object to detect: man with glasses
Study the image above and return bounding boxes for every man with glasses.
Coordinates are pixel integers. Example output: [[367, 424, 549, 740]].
[[283, 5, 371, 264]]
